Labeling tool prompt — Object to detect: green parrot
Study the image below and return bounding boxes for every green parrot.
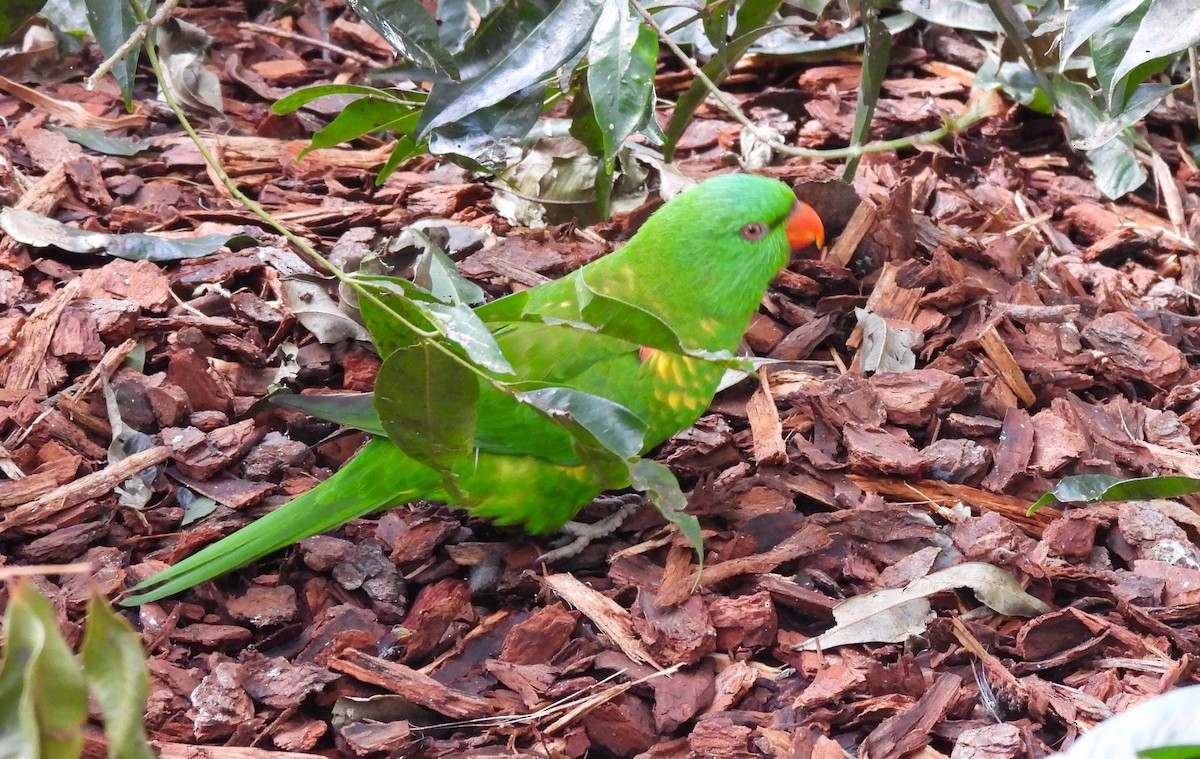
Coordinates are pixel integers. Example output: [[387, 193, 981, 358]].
[[126, 173, 824, 603]]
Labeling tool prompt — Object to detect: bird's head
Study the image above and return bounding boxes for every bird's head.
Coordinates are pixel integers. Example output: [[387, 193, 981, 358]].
[[642, 173, 823, 260], [635, 173, 824, 275], [601, 173, 826, 351]]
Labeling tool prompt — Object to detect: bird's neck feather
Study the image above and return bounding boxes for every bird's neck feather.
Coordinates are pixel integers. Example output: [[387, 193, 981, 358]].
[[584, 239, 786, 352]]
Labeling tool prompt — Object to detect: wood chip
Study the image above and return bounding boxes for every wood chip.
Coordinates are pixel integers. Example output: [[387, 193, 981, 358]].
[[544, 572, 662, 669], [0, 445, 170, 534]]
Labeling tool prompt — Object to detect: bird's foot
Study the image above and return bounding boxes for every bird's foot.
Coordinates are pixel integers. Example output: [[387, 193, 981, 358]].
[[537, 494, 642, 563]]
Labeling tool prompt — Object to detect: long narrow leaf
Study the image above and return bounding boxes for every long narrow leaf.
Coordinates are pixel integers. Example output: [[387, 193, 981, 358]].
[[663, 0, 782, 160], [414, 0, 602, 138], [842, 7, 890, 180], [81, 594, 155, 759], [345, 0, 460, 79]]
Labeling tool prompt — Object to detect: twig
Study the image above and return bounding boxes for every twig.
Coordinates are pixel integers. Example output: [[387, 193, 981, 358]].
[[124, 0, 447, 345], [237, 22, 380, 67], [1190, 47, 1200, 133], [630, 0, 777, 147], [123, 0, 565, 426], [630, 0, 993, 161], [86, 0, 184, 91], [0, 563, 93, 580]]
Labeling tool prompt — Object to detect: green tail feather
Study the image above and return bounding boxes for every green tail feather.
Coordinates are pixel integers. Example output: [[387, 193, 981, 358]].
[[124, 439, 438, 604]]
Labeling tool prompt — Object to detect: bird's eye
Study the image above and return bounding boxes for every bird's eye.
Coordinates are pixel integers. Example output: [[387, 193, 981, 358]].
[[740, 222, 769, 241]]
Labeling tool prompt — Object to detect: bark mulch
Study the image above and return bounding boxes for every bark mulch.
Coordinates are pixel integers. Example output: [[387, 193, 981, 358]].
[[2, 2, 1200, 757]]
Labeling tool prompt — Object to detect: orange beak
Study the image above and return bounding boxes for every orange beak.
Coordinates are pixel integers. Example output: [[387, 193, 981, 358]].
[[786, 200, 824, 251]]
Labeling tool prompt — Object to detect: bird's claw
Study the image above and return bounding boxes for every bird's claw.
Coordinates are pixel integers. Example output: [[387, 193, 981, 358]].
[[537, 494, 642, 563]]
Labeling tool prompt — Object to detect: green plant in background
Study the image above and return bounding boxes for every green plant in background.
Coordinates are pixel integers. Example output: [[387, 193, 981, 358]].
[[14, 0, 1200, 208], [0, 580, 155, 759], [1140, 746, 1200, 759], [964, 0, 1200, 198], [1030, 473, 1200, 513]]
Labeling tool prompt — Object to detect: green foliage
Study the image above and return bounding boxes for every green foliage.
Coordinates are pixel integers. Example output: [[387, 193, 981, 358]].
[[0, 581, 154, 759], [1030, 474, 1200, 513], [80, 595, 155, 759], [842, 2, 891, 181], [964, 0, 1200, 198], [264, 0, 1197, 206], [1140, 747, 1200, 759], [0, 0, 47, 44], [661, 0, 784, 161], [273, 84, 426, 182], [81, 0, 139, 110]]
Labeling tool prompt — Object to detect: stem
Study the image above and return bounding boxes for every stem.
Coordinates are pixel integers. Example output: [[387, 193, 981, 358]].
[[86, 0, 183, 91], [128, 0, 514, 377], [631, 0, 991, 161], [1190, 47, 1200, 133]]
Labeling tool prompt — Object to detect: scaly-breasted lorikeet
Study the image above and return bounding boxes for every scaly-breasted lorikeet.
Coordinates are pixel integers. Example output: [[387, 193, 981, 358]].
[[126, 173, 824, 603]]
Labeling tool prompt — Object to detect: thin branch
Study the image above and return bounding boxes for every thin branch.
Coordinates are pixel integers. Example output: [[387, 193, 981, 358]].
[[86, 0, 184, 91], [1190, 47, 1200, 133], [237, 22, 381, 67], [127, 0, 454, 350], [630, 0, 993, 161], [630, 0, 778, 147], [124, 0, 545, 403]]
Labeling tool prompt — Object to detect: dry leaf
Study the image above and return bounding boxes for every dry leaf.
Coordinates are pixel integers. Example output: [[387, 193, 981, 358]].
[[798, 562, 1051, 651]]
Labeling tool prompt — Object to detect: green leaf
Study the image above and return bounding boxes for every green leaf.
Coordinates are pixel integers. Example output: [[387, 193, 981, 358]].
[[81, 594, 154, 759], [898, 0, 1003, 32], [83, 0, 138, 109], [629, 459, 704, 577], [427, 84, 546, 169], [1107, 0, 1200, 109], [663, 0, 782, 160], [412, 235, 487, 305], [702, 0, 731, 48], [436, 0, 502, 51], [353, 276, 432, 359], [1056, 0, 1144, 65], [1053, 75, 1147, 198], [377, 135, 426, 183], [0, 0, 45, 43], [375, 342, 478, 468], [300, 97, 419, 157], [1074, 82, 1180, 150], [0, 207, 247, 262], [0, 581, 88, 759], [47, 126, 151, 156], [974, 55, 1054, 114], [1090, 2, 1155, 111], [751, 12, 917, 56], [982, 0, 1054, 99], [414, 0, 602, 139], [423, 302, 516, 375], [843, 7, 890, 180], [1140, 747, 1200, 759], [272, 83, 422, 114], [345, 0, 460, 79], [271, 392, 385, 435], [1029, 474, 1200, 513], [355, 274, 512, 375], [585, 0, 657, 172], [177, 487, 218, 526], [516, 387, 646, 460]]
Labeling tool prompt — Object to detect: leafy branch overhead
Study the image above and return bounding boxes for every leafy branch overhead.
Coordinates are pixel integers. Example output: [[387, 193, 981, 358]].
[[265, 0, 1196, 205]]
